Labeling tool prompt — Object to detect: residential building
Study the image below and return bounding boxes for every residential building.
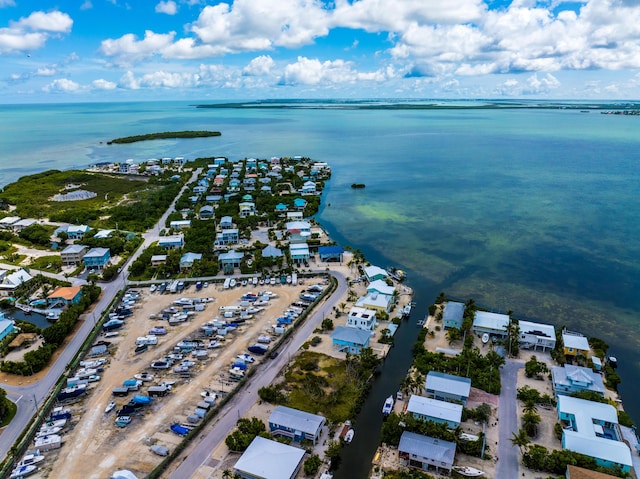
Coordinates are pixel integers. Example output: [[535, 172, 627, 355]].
[[407, 395, 463, 428], [286, 221, 311, 243], [346, 306, 378, 331], [472, 311, 509, 338], [563, 331, 591, 358], [0, 313, 17, 342], [11, 218, 37, 231], [0, 268, 33, 297], [289, 243, 310, 263], [55, 224, 91, 240], [262, 245, 283, 258], [60, 244, 87, 266], [239, 201, 256, 217], [83, 247, 111, 270], [293, 197, 307, 210], [268, 405, 326, 444], [199, 205, 214, 219], [180, 252, 202, 270], [301, 180, 316, 195], [331, 326, 371, 354], [367, 279, 395, 296], [234, 436, 305, 479], [425, 372, 472, 406], [286, 211, 303, 220], [275, 203, 289, 214], [219, 216, 234, 229], [219, 250, 243, 273], [398, 431, 456, 476], [557, 395, 632, 473], [551, 365, 605, 397], [150, 255, 167, 267], [318, 245, 344, 262], [440, 302, 463, 330], [93, 229, 115, 239], [0, 216, 20, 229], [158, 235, 184, 250], [48, 286, 83, 307], [519, 320, 556, 351], [215, 228, 239, 246], [364, 265, 388, 282], [355, 292, 393, 312], [170, 220, 191, 230]]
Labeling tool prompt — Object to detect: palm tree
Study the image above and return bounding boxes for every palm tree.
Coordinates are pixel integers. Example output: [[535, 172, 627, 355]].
[[510, 428, 531, 454], [522, 410, 541, 437], [222, 469, 232, 479], [522, 399, 538, 415]]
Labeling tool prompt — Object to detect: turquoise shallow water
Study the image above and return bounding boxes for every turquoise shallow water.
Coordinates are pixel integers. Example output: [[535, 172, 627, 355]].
[[1, 101, 639, 470]]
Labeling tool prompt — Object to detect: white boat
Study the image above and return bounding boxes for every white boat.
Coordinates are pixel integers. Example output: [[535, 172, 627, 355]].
[[229, 279, 237, 288], [382, 395, 394, 415], [344, 428, 354, 443], [115, 416, 131, 427], [241, 279, 247, 286], [270, 278, 276, 285], [150, 284, 157, 292], [452, 466, 485, 477], [105, 401, 116, 413], [36, 426, 62, 437], [16, 454, 45, 468], [252, 277, 258, 285], [481, 333, 489, 344], [134, 372, 154, 382], [10, 464, 37, 478], [259, 279, 264, 285]]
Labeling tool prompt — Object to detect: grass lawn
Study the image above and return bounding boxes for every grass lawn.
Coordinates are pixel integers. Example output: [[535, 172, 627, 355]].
[[284, 351, 360, 423], [28, 255, 63, 273]]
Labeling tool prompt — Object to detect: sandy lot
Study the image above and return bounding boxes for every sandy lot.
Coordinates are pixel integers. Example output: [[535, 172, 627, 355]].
[[33, 281, 313, 479]]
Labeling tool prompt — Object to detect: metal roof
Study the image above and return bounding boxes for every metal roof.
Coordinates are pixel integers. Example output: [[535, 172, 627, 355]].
[[234, 436, 305, 479], [426, 371, 471, 398], [473, 311, 509, 332], [269, 406, 325, 436], [331, 326, 371, 345], [443, 302, 465, 323], [407, 396, 463, 424], [398, 431, 456, 466], [562, 332, 590, 351]]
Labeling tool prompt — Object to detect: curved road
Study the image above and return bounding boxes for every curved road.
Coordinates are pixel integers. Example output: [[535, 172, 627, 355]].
[[168, 270, 348, 479], [0, 169, 201, 461]]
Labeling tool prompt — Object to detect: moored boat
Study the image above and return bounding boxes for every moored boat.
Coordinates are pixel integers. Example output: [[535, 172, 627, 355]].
[[382, 395, 394, 415], [229, 278, 237, 288], [344, 428, 354, 443]]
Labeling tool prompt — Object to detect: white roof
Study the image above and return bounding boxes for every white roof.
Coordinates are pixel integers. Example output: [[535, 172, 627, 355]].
[[1, 268, 32, 286], [234, 436, 305, 479], [84, 247, 110, 258], [367, 279, 395, 296], [364, 265, 388, 279], [150, 255, 167, 262], [289, 243, 309, 254], [0, 318, 16, 334], [0, 216, 20, 225], [355, 292, 392, 309], [61, 244, 87, 254], [67, 224, 90, 233], [407, 396, 462, 424], [348, 306, 377, 320], [518, 320, 555, 339], [94, 229, 115, 239], [269, 405, 325, 436], [426, 372, 471, 398], [563, 432, 632, 467], [13, 218, 37, 228], [286, 220, 311, 231], [159, 235, 183, 244], [473, 311, 509, 332], [562, 332, 590, 351]]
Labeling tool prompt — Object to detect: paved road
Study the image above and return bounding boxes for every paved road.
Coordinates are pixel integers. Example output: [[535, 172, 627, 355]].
[[168, 270, 348, 479], [496, 359, 523, 478], [0, 169, 201, 461]]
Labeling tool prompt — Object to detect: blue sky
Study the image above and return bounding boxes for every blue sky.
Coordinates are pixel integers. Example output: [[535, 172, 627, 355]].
[[1, 0, 640, 103]]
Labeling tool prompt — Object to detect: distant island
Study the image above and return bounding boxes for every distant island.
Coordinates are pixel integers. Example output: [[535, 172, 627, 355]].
[[351, 183, 366, 189], [107, 130, 221, 145]]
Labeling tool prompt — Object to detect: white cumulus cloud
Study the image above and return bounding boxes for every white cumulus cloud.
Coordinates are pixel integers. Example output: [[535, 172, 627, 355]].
[[0, 10, 73, 54], [12, 11, 73, 33], [155, 1, 178, 15], [243, 55, 275, 76], [92, 79, 117, 90], [43, 78, 81, 93]]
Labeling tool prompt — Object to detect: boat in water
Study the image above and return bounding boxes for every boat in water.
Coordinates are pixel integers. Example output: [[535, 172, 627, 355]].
[[105, 401, 116, 413], [382, 395, 394, 415], [452, 466, 485, 477], [344, 428, 354, 443]]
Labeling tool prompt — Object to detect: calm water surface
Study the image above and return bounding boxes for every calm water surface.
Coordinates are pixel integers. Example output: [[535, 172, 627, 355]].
[[1, 101, 639, 477]]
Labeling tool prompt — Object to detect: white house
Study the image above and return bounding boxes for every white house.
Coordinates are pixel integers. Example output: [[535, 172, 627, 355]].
[[346, 306, 378, 331], [472, 311, 509, 338], [0, 268, 33, 297], [234, 436, 305, 479], [367, 279, 395, 296], [355, 292, 393, 313], [364, 265, 388, 282], [407, 395, 463, 429], [518, 320, 556, 351]]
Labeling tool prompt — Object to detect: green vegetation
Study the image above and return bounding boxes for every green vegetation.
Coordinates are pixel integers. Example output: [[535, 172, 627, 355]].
[[224, 417, 268, 452], [107, 130, 221, 144], [379, 470, 435, 479], [0, 388, 17, 427], [524, 355, 549, 379], [28, 255, 63, 273], [303, 454, 322, 475], [522, 444, 630, 477]]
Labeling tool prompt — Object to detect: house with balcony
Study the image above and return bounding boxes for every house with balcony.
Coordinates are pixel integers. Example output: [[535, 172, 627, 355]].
[[355, 292, 393, 313], [60, 244, 87, 266], [472, 311, 509, 339], [557, 395, 632, 473], [83, 247, 111, 270], [331, 326, 370, 354], [301, 180, 316, 195], [289, 243, 310, 263], [318, 245, 344, 262], [425, 372, 471, 406], [346, 306, 378, 331], [158, 235, 184, 250], [563, 331, 590, 359], [268, 406, 325, 445], [180, 252, 202, 270], [367, 279, 395, 296], [286, 221, 311, 244], [407, 395, 463, 429], [215, 228, 239, 246], [239, 199, 256, 217], [199, 205, 214, 219], [150, 254, 167, 267], [398, 431, 456, 476], [364, 265, 388, 282], [219, 216, 234, 229], [552, 365, 605, 397], [443, 301, 465, 330], [218, 250, 243, 273], [519, 320, 556, 351]]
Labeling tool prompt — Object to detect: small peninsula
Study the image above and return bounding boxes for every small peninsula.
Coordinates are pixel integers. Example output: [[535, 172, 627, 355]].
[[107, 130, 221, 145]]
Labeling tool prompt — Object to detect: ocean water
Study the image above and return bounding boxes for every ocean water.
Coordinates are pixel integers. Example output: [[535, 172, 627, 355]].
[[1, 101, 639, 473]]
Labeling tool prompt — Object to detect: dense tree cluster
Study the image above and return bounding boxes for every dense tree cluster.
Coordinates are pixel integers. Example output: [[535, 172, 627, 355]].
[[224, 417, 269, 452]]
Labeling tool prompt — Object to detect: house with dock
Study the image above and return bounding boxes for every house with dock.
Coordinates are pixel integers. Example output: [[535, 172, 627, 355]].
[[268, 405, 325, 445], [442, 302, 465, 329], [472, 311, 509, 339], [551, 364, 605, 397], [398, 431, 456, 476], [407, 395, 463, 429], [331, 326, 371, 354], [48, 286, 83, 307], [518, 320, 556, 351], [234, 436, 305, 479], [562, 330, 591, 359], [425, 372, 471, 406], [364, 265, 388, 283]]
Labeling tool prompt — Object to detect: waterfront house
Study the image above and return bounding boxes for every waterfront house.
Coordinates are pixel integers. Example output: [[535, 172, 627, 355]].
[[0, 313, 17, 342], [398, 431, 456, 476], [367, 279, 395, 296], [170, 220, 191, 230], [218, 250, 244, 272], [407, 395, 463, 428], [425, 371, 471, 406], [331, 326, 371, 354], [318, 245, 344, 262], [551, 365, 605, 397], [158, 235, 184, 250], [83, 247, 111, 270], [301, 180, 317, 195], [286, 211, 303, 220], [150, 254, 167, 267], [289, 243, 310, 263], [563, 330, 590, 359], [214, 157, 226, 166], [557, 395, 632, 473], [48, 286, 83, 307], [286, 220, 311, 243], [442, 302, 465, 330], [293, 197, 307, 210], [234, 436, 305, 479], [519, 320, 556, 351], [0, 268, 33, 297], [364, 265, 388, 282], [268, 405, 325, 445], [262, 245, 283, 258], [60, 244, 88, 266], [472, 311, 509, 338], [355, 292, 393, 313], [219, 216, 234, 229], [214, 228, 239, 246], [199, 205, 214, 219], [346, 306, 378, 331], [180, 252, 202, 270]]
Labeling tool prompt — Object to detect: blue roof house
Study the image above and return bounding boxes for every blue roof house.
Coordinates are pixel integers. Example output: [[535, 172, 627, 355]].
[[407, 395, 463, 429], [180, 252, 202, 270], [425, 371, 472, 405], [331, 326, 370, 354], [83, 247, 111, 270], [268, 406, 326, 445], [318, 245, 344, 262], [0, 313, 17, 342], [293, 197, 307, 210]]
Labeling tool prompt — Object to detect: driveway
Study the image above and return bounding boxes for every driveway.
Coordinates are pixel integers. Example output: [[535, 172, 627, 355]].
[[496, 359, 523, 478]]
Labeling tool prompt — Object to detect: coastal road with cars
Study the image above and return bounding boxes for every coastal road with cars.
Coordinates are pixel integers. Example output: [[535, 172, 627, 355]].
[[496, 359, 524, 478], [0, 169, 201, 460], [168, 270, 349, 479]]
